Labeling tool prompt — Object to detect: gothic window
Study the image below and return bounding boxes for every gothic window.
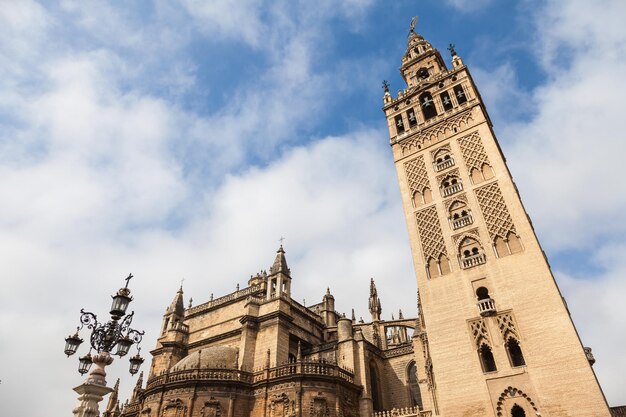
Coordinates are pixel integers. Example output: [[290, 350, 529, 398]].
[[395, 114, 405, 134], [506, 337, 526, 367], [369, 361, 383, 411], [440, 175, 463, 197], [433, 148, 455, 172], [407, 108, 418, 127], [454, 84, 467, 104], [448, 200, 473, 229], [407, 361, 423, 408], [511, 404, 526, 417], [420, 92, 437, 120], [459, 236, 486, 268], [440, 91, 453, 111], [479, 343, 497, 373]]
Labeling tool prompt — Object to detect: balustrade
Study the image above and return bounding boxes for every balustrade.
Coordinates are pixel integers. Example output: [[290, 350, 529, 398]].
[[451, 213, 472, 229], [477, 298, 496, 316], [442, 182, 463, 197], [434, 158, 454, 171], [461, 252, 486, 268]]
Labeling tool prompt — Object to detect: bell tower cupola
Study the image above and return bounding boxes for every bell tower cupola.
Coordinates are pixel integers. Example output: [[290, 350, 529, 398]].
[[400, 18, 448, 88]]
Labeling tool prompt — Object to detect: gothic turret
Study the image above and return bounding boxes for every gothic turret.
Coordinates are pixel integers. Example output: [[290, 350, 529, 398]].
[[150, 287, 189, 378], [321, 287, 337, 327], [102, 378, 119, 417], [368, 278, 382, 321], [266, 245, 292, 299]]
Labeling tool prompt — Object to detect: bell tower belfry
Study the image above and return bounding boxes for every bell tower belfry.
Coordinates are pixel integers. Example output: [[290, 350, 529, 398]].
[[383, 19, 610, 417]]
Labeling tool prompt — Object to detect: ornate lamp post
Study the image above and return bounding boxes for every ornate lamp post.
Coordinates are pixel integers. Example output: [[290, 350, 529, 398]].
[[64, 273, 145, 417]]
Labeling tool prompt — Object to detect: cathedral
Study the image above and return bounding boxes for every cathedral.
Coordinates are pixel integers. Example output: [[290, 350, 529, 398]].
[[108, 22, 613, 417]]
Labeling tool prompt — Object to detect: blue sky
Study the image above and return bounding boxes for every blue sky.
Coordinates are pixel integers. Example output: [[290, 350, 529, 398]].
[[1, 1, 625, 415]]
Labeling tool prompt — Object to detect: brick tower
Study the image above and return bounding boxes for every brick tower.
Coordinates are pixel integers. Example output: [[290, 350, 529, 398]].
[[382, 20, 611, 417]]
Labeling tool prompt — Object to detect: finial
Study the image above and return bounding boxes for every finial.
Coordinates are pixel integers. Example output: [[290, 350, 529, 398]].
[[326, 287, 331, 295], [409, 16, 418, 35], [124, 273, 133, 288], [236, 283, 240, 291], [278, 236, 285, 247], [351, 309, 356, 322], [448, 43, 457, 57], [382, 80, 390, 93], [188, 298, 193, 308], [399, 309, 404, 319]]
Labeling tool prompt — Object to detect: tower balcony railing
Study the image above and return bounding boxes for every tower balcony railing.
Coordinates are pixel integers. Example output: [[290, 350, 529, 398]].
[[451, 213, 473, 229], [373, 407, 431, 417], [477, 298, 496, 316], [441, 183, 463, 197], [434, 158, 454, 172], [461, 253, 486, 269]]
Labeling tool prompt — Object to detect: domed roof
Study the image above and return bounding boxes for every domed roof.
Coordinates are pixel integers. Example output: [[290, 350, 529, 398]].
[[171, 346, 238, 371]]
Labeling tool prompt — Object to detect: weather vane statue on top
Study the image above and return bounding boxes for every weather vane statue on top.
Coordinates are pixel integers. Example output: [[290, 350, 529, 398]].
[[408, 16, 418, 36]]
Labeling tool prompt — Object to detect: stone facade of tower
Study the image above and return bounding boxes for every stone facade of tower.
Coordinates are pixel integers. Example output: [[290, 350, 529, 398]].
[[118, 247, 424, 417], [382, 26, 611, 417]]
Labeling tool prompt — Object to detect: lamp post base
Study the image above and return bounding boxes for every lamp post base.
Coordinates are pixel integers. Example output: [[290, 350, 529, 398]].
[[72, 352, 114, 417], [72, 383, 113, 417]]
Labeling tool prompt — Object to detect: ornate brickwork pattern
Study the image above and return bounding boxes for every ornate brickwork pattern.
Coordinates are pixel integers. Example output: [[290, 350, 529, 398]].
[[443, 193, 468, 211], [452, 229, 480, 248], [404, 156, 430, 195], [431, 144, 451, 158], [415, 207, 447, 261], [475, 182, 516, 240], [496, 312, 519, 341], [457, 132, 490, 172], [468, 318, 491, 347], [399, 108, 475, 155]]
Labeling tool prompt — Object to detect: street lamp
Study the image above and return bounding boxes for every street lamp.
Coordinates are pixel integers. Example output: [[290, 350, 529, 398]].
[[64, 273, 145, 417]]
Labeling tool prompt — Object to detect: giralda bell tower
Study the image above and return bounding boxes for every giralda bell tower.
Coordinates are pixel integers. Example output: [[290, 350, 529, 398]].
[[383, 19, 610, 417]]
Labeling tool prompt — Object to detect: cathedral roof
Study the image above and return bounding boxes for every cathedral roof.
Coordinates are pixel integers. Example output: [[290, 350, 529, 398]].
[[170, 346, 238, 371]]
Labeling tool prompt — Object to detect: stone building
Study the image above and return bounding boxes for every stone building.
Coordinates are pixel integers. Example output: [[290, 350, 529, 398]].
[[115, 246, 422, 417], [382, 22, 611, 417], [109, 20, 615, 417]]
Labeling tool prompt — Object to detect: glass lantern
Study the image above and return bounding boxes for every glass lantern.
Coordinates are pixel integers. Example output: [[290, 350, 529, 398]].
[[129, 351, 144, 375], [78, 352, 93, 375], [110, 288, 133, 319], [116, 336, 133, 357], [64, 332, 83, 357]]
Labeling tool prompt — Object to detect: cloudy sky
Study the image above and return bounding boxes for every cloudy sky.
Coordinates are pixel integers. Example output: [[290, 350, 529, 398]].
[[1, 0, 625, 415]]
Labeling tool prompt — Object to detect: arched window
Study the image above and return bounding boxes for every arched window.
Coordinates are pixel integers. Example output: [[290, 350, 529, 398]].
[[440, 91, 453, 111], [453, 84, 467, 105], [407, 108, 418, 127], [479, 343, 497, 373], [448, 201, 472, 229], [506, 337, 526, 367], [511, 404, 526, 417], [494, 236, 509, 257], [369, 361, 383, 411], [420, 92, 437, 120], [433, 148, 454, 171], [406, 361, 423, 408], [507, 232, 523, 254], [440, 175, 462, 197], [476, 287, 496, 316], [439, 254, 451, 275], [459, 237, 486, 268], [412, 187, 433, 208], [395, 115, 405, 135]]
